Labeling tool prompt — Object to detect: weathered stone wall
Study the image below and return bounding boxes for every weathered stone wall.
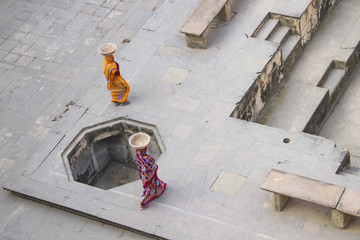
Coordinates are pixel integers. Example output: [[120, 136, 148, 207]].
[[232, 0, 337, 123], [303, 90, 330, 134], [93, 135, 132, 172], [93, 139, 112, 173], [270, 13, 300, 35], [70, 147, 97, 185], [294, 40, 360, 135], [282, 36, 303, 74], [300, 0, 336, 44], [231, 47, 283, 121], [336, 41, 360, 73], [270, 0, 336, 44]]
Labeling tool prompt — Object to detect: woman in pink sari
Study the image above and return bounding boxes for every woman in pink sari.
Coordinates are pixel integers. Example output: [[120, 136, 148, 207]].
[[129, 133, 167, 209]]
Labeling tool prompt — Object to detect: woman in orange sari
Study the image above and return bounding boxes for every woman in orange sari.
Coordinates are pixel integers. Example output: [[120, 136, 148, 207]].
[[99, 43, 130, 106]]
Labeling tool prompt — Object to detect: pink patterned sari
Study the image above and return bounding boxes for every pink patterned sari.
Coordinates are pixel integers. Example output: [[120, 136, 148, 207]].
[[135, 147, 166, 208]]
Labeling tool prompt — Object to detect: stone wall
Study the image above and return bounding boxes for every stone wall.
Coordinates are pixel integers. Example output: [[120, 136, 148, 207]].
[[230, 47, 283, 121], [282, 36, 303, 74], [270, 0, 336, 44], [231, 0, 337, 123], [300, 0, 336, 44], [290, 40, 360, 135], [303, 89, 330, 134], [270, 13, 300, 35], [336, 41, 360, 73]]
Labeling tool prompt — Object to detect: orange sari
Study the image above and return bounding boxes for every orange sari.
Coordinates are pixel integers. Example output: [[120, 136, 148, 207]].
[[103, 55, 130, 103]]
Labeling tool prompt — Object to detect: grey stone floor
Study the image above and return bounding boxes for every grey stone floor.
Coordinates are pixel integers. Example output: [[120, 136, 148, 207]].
[[1, 0, 360, 239]]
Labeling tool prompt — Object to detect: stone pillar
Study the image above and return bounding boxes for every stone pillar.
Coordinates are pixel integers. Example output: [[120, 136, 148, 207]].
[[216, 1, 232, 23], [330, 209, 351, 229], [274, 193, 289, 211], [185, 32, 208, 49]]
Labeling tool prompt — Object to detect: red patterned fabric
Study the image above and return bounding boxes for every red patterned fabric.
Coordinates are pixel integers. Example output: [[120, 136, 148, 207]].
[[135, 147, 166, 208]]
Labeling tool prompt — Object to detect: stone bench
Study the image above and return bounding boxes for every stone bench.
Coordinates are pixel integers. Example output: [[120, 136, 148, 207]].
[[260, 169, 345, 211], [331, 188, 360, 229], [180, 0, 232, 49]]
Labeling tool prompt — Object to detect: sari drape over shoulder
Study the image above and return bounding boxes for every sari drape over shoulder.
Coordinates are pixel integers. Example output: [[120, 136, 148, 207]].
[[103, 55, 130, 103], [135, 148, 167, 207]]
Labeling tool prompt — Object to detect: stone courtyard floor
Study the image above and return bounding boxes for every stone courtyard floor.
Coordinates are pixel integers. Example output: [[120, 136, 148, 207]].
[[1, 0, 360, 239]]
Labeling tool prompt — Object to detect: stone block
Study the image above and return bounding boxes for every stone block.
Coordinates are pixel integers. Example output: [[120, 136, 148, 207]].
[[215, 1, 232, 23], [210, 171, 247, 196], [9, 31, 27, 42], [289, 86, 329, 134], [274, 193, 289, 211], [0, 62, 15, 70], [81, 4, 98, 15], [115, 2, 133, 12], [107, 9, 124, 19], [15, 56, 34, 67], [301, 22, 312, 44], [166, 94, 200, 112], [172, 123, 194, 138], [94, 6, 112, 17], [335, 188, 360, 221], [192, 141, 221, 166], [0, 49, 6, 58], [330, 209, 351, 229], [160, 66, 191, 84], [0, 158, 15, 171], [184, 32, 209, 49], [102, 0, 119, 9], [2, 53, 20, 64], [0, 40, 17, 52], [0, 27, 14, 39], [302, 220, 321, 233], [11, 42, 32, 55]]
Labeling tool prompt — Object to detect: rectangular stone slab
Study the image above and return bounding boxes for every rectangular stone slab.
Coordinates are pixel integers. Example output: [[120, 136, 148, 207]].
[[260, 169, 345, 208], [336, 188, 360, 217], [180, 0, 228, 36]]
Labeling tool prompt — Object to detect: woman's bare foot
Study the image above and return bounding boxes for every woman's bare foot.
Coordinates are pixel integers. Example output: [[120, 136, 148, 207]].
[[140, 204, 149, 210]]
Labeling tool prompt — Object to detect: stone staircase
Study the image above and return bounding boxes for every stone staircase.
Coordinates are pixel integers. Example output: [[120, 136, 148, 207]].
[[339, 147, 360, 177], [317, 62, 347, 105], [252, 17, 302, 74], [254, 0, 360, 135]]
